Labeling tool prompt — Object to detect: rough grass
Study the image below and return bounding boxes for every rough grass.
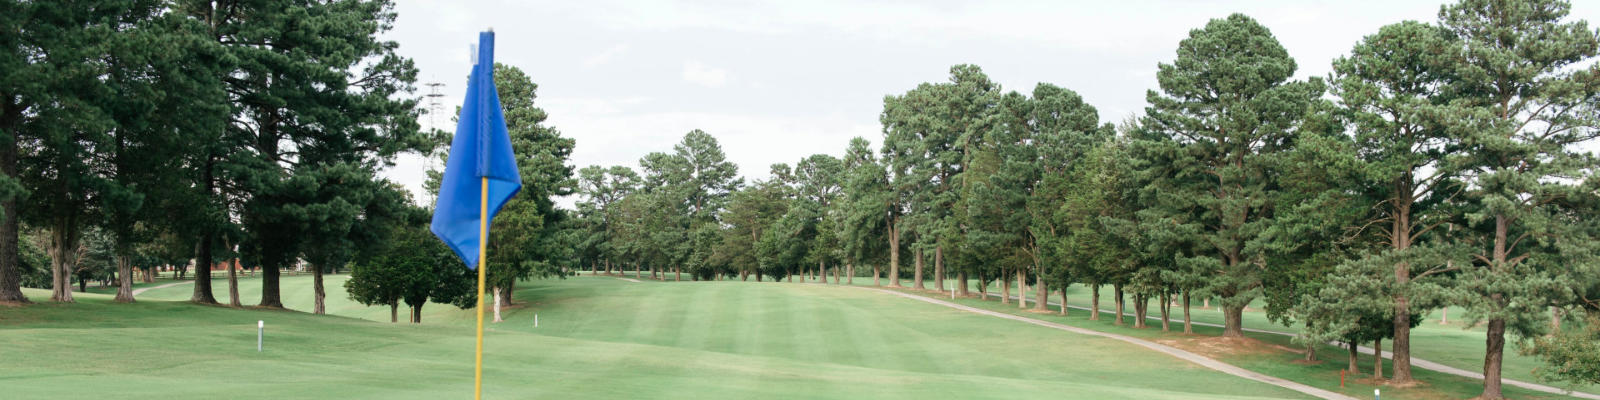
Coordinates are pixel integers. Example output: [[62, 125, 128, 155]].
[[2, 277, 1307, 399]]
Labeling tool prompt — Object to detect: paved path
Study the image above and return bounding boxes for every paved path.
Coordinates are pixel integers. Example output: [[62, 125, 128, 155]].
[[614, 277, 642, 283], [861, 287, 1355, 400], [996, 293, 1600, 399], [131, 280, 191, 296]]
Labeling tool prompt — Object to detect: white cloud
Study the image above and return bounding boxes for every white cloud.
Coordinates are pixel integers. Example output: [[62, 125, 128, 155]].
[[581, 43, 630, 68], [682, 60, 730, 88]]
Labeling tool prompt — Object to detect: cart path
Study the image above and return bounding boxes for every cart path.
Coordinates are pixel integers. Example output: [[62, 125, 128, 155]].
[[861, 287, 1355, 400], [131, 280, 192, 296]]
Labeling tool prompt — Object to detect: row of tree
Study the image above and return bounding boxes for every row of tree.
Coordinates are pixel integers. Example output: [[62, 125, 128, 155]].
[[567, 1, 1600, 397], [0, 0, 558, 321]]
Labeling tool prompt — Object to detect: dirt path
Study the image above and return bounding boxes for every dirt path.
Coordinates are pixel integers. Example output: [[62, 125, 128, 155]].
[[862, 287, 1355, 400], [131, 280, 191, 296], [1001, 294, 1600, 400]]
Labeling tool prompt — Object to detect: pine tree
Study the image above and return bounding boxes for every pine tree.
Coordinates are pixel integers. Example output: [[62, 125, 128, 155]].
[[1329, 20, 1463, 383], [1435, 0, 1600, 397], [1138, 13, 1326, 337]]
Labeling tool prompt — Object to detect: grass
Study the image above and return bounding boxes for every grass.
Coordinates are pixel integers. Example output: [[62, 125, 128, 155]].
[[2, 276, 1309, 399], [762, 271, 1597, 396]]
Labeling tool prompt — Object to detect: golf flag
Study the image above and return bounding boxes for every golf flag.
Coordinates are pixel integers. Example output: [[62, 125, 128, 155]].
[[430, 30, 521, 269]]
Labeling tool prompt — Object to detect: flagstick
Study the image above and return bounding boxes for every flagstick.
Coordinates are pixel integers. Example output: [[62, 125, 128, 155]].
[[474, 176, 488, 400]]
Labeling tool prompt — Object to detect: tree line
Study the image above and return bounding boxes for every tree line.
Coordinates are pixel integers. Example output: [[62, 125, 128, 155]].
[[566, 1, 1600, 397], [0, 0, 584, 322]]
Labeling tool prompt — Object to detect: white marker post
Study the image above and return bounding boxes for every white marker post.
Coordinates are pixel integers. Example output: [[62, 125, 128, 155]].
[[257, 320, 264, 352], [1374, 389, 1380, 400], [534, 314, 539, 328]]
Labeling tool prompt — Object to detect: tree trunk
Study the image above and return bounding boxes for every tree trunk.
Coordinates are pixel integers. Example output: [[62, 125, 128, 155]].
[[1090, 284, 1101, 320], [913, 247, 925, 290], [1182, 291, 1193, 334], [259, 256, 283, 308], [1159, 292, 1171, 331], [390, 302, 398, 323], [887, 221, 900, 287], [1222, 305, 1245, 337], [1393, 301, 1412, 382], [675, 267, 681, 281], [499, 280, 515, 307], [1440, 307, 1449, 324], [312, 263, 325, 315], [47, 222, 79, 303], [1000, 274, 1011, 304], [1133, 294, 1147, 328], [1033, 272, 1047, 311], [1348, 342, 1360, 374], [847, 263, 854, 285], [78, 276, 86, 293], [1305, 340, 1316, 362], [1551, 306, 1563, 335], [0, 120, 26, 304], [411, 304, 423, 323], [1017, 268, 1026, 309], [1373, 337, 1384, 380], [492, 287, 503, 323], [933, 246, 944, 291], [114, 242, 136, 303], [958, 271, 969, 296], [873, 265, 881, 286], [224, 259, 239, 307], [191, 158, 217, 304], [635, 262, 641, 279], [1113, 284, 1124, 326], [978, 277, 987, 300], [1059, 289, 1067, 315], [1481, 317, 1506, 399]]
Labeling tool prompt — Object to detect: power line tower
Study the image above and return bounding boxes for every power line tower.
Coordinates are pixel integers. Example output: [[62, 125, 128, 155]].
[[424, 79, 447, 131]]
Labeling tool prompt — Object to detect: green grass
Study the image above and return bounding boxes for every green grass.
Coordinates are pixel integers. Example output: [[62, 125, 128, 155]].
[[761, 271, 1596, 396], [2, 276, 1309, 399]]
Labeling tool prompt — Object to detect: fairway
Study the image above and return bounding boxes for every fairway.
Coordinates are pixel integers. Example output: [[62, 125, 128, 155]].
[[2, 277, 1312, 399]]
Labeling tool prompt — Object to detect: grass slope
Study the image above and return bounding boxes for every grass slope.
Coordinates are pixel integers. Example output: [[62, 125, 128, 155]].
[[772, 273, 1595, 396], [2, 277, 1306, 400]]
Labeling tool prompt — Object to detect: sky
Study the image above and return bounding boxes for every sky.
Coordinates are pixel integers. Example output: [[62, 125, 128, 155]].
[[376, 0, 1600, 207]]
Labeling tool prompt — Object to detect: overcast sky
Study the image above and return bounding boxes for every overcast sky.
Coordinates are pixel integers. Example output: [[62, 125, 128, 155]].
[[376, 0, 1600, 207]]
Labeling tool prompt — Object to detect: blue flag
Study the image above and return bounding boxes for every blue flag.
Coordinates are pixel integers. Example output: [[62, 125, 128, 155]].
[[431, 31, 521, 269]]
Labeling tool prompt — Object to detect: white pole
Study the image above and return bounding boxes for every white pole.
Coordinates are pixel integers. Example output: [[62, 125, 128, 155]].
[[257, 320, 264, 352], [534, 314, 539, 328]]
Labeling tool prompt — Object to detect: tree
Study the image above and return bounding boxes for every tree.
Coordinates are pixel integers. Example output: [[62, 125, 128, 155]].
[[576, 165, 638, 275], [183, 0, 423, 307], [882, 65, 999, 290], [1138, 13, 1326, 337], [793, 154, 843, 282], [962, 91, 1033, 307], [1436, 1, 1600, 397], [1328, 19, 1463, 383], [475, 64, 576, 313], [11, 0, 169, 303], [839, 138, 891, 286], [349, 204, 467, 323], [720, 178, 788, 281]]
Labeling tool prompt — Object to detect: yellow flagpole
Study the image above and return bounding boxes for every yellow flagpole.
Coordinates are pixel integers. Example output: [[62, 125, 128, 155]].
[[475, 176, 488, 400]]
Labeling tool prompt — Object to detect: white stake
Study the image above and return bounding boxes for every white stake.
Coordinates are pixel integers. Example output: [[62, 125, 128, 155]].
[[534, 314, 539, 328], [257, 320, 264, 352]]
